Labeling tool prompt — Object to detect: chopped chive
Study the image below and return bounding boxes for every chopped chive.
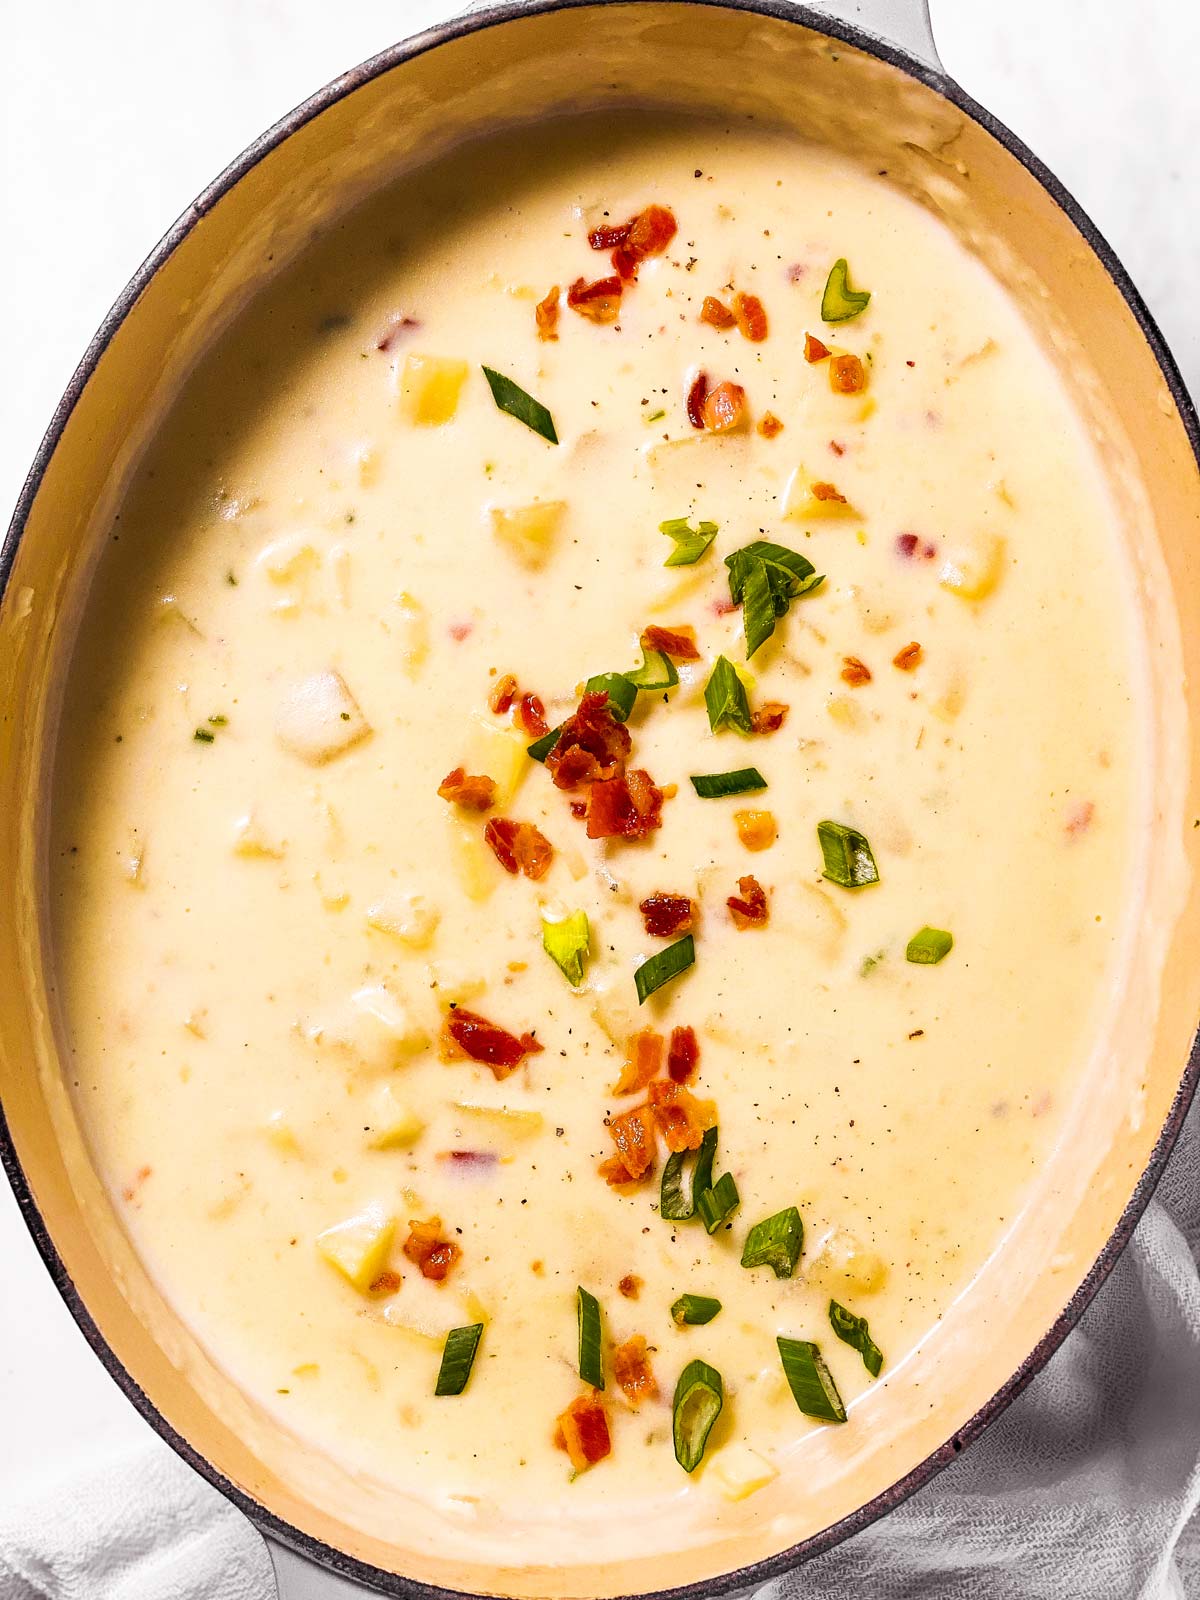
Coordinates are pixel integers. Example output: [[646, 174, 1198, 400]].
[[481, 365, 558, 443], [704, 655, 753, 734], [671, 1294, 722, 1327], [207, 713, 228, 727], [193, 727, 215, 743], [577, 1286, 605, 1389], [225, 569, 238, 586], [435, 1323, 484, 1396], [817, 820, 880, 889], [584, 671, 639, 723], [820, 258, 871, 323], [661, 1126, 717, 1221], [625, 643, 679, 692], [527, 726, 562, 762], [725, 540, 823, 659], [829, 1300, 884, 1377], [646, 408, 667, 423], [689, 767, 766, 799], [634, 934, 695, 1004], [696, 1171, 740, 1235], [741, 1206, 804, 1278], [906, 926, 953, 965], [660, 515, 719, 568], [672, 1358, 724, 1472], [542, 909, 590, 987], [777, 1336, 846, 1423]]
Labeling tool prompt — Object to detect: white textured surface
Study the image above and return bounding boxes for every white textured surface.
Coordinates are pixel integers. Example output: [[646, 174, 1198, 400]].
[[1, 0, 1197, 1525]]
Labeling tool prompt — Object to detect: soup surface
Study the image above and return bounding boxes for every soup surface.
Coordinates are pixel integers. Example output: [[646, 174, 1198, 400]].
[[51, 114, 1146, 1562]]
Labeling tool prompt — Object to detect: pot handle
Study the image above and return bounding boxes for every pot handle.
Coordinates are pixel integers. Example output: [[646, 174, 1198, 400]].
[[269, 1538, 377, 1599], [798, 0, 941, 71]]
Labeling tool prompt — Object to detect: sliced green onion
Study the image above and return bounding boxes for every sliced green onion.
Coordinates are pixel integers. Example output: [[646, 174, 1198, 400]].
[[672, 1358, 724, 1472], [542, 910, 590, 987], [634, 934, 695, 1005], [671, 1294, 722, 1326], [777, 1336, 846, 1423], [906, 926, 953, 965], [193, 727, 215, 743], [661, 1126, 717, 1221], [820, 258, 871, 323], [527, 725, 562, 762], [660, 515, 719, 568], [207, 713, 228, 727], [481, 365, 558, 443], [625, 643, 679, 692], [829, 1300, 884, 1377], [741, 1206, 804, 1278], [704, 655, 753, 734], [584, 671, 639, 723], [696, 1171, 740, 1235], [689, 768, 766, 799], [435, 1323, 484, 1396], [725, 540, 823, 659], [577, 1286, 605, 1390], [818, 820, 880, 889]]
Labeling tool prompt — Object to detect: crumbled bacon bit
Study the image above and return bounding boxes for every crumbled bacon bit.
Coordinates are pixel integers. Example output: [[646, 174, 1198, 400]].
[[588, 220, 633, 251], [1065, 800, 1095, 838], [686, 371, 710, 429], [642, 624, 700, 662], [368, 1269, 403, 1295], [804, 332, 831, 363], [444, 1008, 544, 1079], [603, 1104, 658, 1183], [895, 532, 937, 561], [484, 817, 555, 880], [812, 480, 847, 503], [615, 1029, 664, 1095], [734, 808, 777, 852], [448, 620, 473, 642], [893, 641, 923, 671], [639, 892, 694, 938], [437, 1150, 500, 1171], [648, 1080, 717, 1153], [585, 769, 663, 840], [438, 767, 497, 811], [613, 1335, 659, 1404], [702, 380, 748, 433], [700, 295, 737, 329], [570, 800, 587, 820], [727, 874, 769, 929], [555, 1393, 612, 1470], [402, 1218, 461, 1283], [535, 285, 561, 341], [515, 693, 549, 738], [733, 291, 768, 342], [376, 314, 420, 352], [489, 673, 518, 714], [841, 656, 872, 687], [757, 411, 785, 439], [608, 204, 678, 280], [666, 1025, 699, 1084], [545, 691, 631, 790], [830, 353, 867, 394], [618, 1273, 642, 1300], [568, 275, 623, 324], [750, 701, 788, 734]]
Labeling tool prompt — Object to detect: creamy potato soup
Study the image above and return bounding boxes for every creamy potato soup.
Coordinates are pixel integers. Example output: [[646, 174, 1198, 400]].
[[51, 114, 1145, 1556]]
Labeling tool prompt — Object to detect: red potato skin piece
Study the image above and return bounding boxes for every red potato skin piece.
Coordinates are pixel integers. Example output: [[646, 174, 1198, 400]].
[[444, 1008, 544, 1079]]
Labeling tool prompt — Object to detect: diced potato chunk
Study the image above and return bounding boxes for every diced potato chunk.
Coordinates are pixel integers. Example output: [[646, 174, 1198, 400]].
[[365, 1083, 426, 1151], [425, 961, 486, 1006], [938, 531, 1006, 600], [275, 671, 372, 764], [255, 532, 320, 583], [393, 592, 429, 678], [366, 892, 440, 949], [399, 354, 470, 425], [454, 1102, 544, 1139], [316, 1203, 395, 1292], [489, 501, 567, 571], [311, 984, 431, 1069], [782, 466, 859, 521], [232, 811, 285, 858], [446, 818, 497, 902], [708, 1445, 778, 1501], [465, 714, 529, 807], [263, 1109, 300, 1155], [816, 1228, 888, 1293]]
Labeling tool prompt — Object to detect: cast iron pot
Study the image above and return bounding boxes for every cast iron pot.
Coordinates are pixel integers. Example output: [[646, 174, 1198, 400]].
[[3, 2, 1199, 1597]]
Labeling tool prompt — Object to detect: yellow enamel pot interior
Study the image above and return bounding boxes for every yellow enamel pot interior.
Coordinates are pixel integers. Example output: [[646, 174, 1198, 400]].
[[1, 4, 1197, 1596]]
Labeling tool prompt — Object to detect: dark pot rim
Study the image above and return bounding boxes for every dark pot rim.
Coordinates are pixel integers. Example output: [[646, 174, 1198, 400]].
[[3, 3, 1198, 1597]]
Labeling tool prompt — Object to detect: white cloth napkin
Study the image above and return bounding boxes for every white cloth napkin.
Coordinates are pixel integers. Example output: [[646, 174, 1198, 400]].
[[3, 1103, 1200, 1600]]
